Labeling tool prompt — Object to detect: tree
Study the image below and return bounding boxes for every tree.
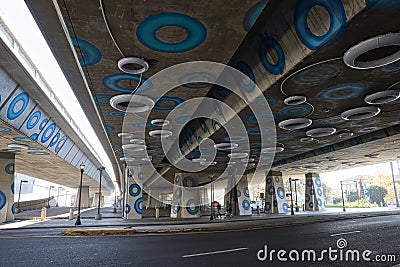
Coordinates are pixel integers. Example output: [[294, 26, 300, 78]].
[[369, 185, 387, 206], [348, 191, 359, 202]]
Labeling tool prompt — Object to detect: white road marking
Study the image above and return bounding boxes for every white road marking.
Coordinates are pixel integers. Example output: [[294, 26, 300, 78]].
[[182, 247, 248, 258], [330, 230, 361, 237]]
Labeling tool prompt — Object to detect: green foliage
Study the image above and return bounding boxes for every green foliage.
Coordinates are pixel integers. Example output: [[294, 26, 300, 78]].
[[369, 185, 388, 205]]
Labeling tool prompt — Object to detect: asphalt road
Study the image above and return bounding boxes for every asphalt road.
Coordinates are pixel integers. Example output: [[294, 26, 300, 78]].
[[0, 215, 399, 267]]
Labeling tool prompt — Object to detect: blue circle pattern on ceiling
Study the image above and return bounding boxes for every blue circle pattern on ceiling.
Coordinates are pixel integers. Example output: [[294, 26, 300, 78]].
[[154, 96, 184, 110], [129, 184, 141, 197], [235, 61, 256, 93], [322, 116, 346, 125], [257, 98, 277, 106], [223, 136, 247, 142], [259, 36, 285, 75], [0, 191, 6, 210], [102, 73, 152, 93], [320, 84, 365, 100], [108, 111, 126, 118], [0, 126, 11, 132], [7, 92, 29, 120], [132, 122, 157, 129], [134, 198, 142, 214], [70, 36, 101, 66], [294, 65, 338, 83], [247, 127, 270, 135], [27, 111, 41, 130], [179, 72, 214, 88], [381, 59, 400, 72], [294, 0, 347, 50], [242, 0, 268, 32], [104, 125, 115, 132], [280, 105, 310, 116], [94, 94, 112, 106], [28, 151, 49, 156], [136, 13, 207, 53], [365, 0, 400, 9]]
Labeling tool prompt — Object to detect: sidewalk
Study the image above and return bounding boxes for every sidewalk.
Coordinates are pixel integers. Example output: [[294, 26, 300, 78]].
[[1, 206, 399, 233]]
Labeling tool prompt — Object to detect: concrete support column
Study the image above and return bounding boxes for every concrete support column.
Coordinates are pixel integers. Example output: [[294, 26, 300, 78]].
[[171, 173, 201, 218], [75, 185, 89, 208], [224, 175, 252, 216], [124, 165, 142, 219], [92, 193, 103, 208], [305, 173, 326, 211], [0, 152, 15, 222], [265, 171, 289, 213]]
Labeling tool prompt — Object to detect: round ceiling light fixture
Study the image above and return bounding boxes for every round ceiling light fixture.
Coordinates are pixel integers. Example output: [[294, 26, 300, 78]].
[[151, 119, 170, 127], [117, 57, 149, 74], [278, 118, 313, 131], [228, 152, 248, 159], [336, 129, 354, 138], [130, 138, 145, 145], [122, 144, 147, 152], [283, 95, 307, 106], [7, 143, 29, 150], [364, 90, 400, 105], [118, 132, 134, 139], [300, 137, 319, 143], [149, 130, 173, 138], [213, 143, 239, 151], [343, 33, 400, 69], [110, 94, 154, 113], [306, 127, 337, 138], [340, 106, 381, 120]]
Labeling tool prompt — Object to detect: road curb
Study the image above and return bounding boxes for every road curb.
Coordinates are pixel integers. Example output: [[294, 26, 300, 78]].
[[60, 229, 138, 236]]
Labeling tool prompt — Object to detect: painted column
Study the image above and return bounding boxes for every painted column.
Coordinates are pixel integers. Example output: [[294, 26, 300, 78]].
[[92, 193, 102, 207], [224, 175, 252, 215], [171, 173, 201, 218], [0, 152, 15, 222], [305, 173, 326, 211], [265, 171, 289, 213], [75, 185, 90, 208], [124, 165, 142, 219]]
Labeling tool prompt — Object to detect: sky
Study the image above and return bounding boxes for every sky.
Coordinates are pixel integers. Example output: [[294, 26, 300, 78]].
[[0, 0, 117, 190]]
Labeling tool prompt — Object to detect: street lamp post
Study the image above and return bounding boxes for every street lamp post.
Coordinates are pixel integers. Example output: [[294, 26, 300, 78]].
[[47, 185, 54, 208], [113, 186, 117, 213], [17, 180, 28, 213], [95, 167, 105, 220], [75, 163, 85, 226], [340, 181, 346, 212], [288, 178, 294, 215], [210, 175, 214, 220], [292, 178, 300, 212]]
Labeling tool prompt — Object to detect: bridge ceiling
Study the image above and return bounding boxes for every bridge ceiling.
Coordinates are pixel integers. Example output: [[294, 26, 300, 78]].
[[27, 0, 400, 184]]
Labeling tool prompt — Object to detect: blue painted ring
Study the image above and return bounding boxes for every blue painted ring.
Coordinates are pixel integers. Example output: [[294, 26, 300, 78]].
[[268, 185, 275, 195], [281, 105, 310, 115], [41, 123, 56, 143], [294, 0, 347, 50], [134, 198, 143, 214], [315, 177, 322, 187], [295, 65, 338, 83], [277, 187, 285, 199], [317, 188, 323, 197], [102, 73, 152, 93], [5, 163, 14, 175], [259, 36, 285, 75], [26, 111, 41, 130], [125, 204, 131, 214], [236, 61, 256, 93], [129, 184, 141, 197], [55, 136, 67, 153], [242, 199, 251, 210], [7, 92, 29, 120], [93, 94, 112, 106], [365, 0, 400, 9], [320, 84, 365, 100], [179, 72, 214, 88], [154, 96, 184, 110], [186, 199, 200, 215], [136, 13, 207, 53], [282, 202, 289, 212], [0, 191, 6, 210], [71, 36, 101, 66], [243, 187, 250, 198]]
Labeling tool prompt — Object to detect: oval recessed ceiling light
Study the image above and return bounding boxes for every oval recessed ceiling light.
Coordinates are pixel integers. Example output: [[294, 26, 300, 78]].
[[228, 152, 248, 159], [149, 130, 173, 138], [336, 129, 353, 138], [343, 33, 400, 69], [283, 95, 307, 106], [118, 57, 149, 74], [261, 146, 284, 153], [364, 90, 400, 105], [306, 127, 337, 138], [214, 143, 239, 151], [300, 137, 319, 143], [341, 106, 381, 120], [118, 132, 134, 138], [130, 138, 145, 145], [110, 94, 154, 113], [8, 143, 29, 150], [278, 118, 313, 131], [122, 144, 147, 152], [151, 119, 170, 127]]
